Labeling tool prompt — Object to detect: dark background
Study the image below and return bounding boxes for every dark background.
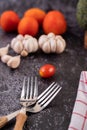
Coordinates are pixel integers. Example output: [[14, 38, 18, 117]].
[[0, 0, 87, 130]]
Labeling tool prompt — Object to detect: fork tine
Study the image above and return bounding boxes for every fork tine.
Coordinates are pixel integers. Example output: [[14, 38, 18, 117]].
[[40, 86, 62, 108], [33, 77, 38, 97], [38, 82, 56, 100], [30, 76, 33, 99], [26, 77, 30, 99], [38, 85, 61, 105], [21, 77, 26, 99], [37, 82, 58, 102]]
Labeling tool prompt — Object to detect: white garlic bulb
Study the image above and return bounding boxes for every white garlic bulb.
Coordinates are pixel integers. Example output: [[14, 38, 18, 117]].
[[0, 44, 10, 57], [11, 34, 39, 56], [38, 33, 66, 54]]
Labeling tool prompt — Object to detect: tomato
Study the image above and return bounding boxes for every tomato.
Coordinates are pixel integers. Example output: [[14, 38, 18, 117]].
[[39, 64, 56, 78]]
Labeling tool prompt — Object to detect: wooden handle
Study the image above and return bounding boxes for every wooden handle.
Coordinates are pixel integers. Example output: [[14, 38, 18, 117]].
[[84, 31, 87, 49], [14, 113, 27, 130], [0, 116, 8, 128]]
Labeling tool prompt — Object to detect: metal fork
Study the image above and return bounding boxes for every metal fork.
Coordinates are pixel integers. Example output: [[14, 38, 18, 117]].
[[14, 76, 38, 130], [0, 76, 38, 130], [26, 82, 62, 113]]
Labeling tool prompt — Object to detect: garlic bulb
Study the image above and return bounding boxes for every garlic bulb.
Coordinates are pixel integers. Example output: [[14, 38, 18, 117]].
[[1, 54, 21, 69], [0, 44, 10, 57], [11, 34, 39, 56], [38, 33, 66, 54]]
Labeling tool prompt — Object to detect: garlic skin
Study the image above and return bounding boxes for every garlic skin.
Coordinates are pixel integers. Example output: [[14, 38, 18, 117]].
[[1, 55, 12, 63], [0, 44, 10, 57], [38, 33, 66, 54], [7, 55, 21, 69]]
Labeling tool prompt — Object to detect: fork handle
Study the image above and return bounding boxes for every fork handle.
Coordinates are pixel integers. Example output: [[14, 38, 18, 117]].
[[14, 113, 27, 130], [0, 116, 8, 128]]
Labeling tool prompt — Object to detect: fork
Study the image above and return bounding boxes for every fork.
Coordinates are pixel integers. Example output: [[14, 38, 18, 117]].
[[0, 76, 38, 129], [26, 82, 62, 113], [14, 76, 38, 130], [0, 82, 62, 129]]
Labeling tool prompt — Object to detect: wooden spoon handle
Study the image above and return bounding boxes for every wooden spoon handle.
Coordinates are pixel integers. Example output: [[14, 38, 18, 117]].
[[14, 113, 27, 130], [0, 116, 8, 128]]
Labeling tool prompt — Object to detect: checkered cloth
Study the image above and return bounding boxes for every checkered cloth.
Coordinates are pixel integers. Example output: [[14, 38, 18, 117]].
[[68, 71, 87, 130]]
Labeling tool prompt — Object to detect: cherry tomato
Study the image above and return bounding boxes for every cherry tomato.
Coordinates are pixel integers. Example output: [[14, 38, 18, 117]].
[[39, 64, 56, 78]]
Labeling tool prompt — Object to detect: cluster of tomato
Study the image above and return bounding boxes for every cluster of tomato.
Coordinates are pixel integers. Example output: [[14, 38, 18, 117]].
[[0, 8, 67, 36]]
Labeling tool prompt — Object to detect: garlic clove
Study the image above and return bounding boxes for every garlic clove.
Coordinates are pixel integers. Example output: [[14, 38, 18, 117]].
[[1, 55, 12, 63], [56, 35, 66, 49], [14, 41, 23, 54], [38, 35, 47, 48], [23, 37, 38, 53], [56, 36, 66, 53], [11, 38, 17, 48], [32, 38, 39, 52], [23, 39, 33, 53], [11, 35, 24, 54], [11, 35, 24, 48], [7, 55, 21, 69], [47, 32, 55, 38], [0, 44, 10, 57], [59, 36, 66, 48], [42, 41, 51, 53], [33, 38, 39, 52], [11, 40, 23, 54], [21, 50, 28, 57], [16, 34, 24, 41], [49, 37, 56, 53], [24, 35, 32, 40]]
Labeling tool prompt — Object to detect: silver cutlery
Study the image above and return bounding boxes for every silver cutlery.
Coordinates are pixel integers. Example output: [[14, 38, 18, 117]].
[[0, 82, 62, 129], [14, 76, 38, 130]]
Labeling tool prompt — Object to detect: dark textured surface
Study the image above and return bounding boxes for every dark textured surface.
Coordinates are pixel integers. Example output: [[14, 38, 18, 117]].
[[0, 0, 86, 130]]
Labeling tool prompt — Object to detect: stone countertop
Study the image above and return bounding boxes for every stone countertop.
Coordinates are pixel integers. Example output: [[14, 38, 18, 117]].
[[0, 0, 86, 130]]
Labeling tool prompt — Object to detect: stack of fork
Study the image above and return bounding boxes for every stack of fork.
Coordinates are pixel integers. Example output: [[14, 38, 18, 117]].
[[0, 76, 62, 130]]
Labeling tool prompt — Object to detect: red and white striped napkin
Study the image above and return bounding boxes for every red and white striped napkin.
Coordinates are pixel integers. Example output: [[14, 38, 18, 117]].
[[68, 71, 87, 130]]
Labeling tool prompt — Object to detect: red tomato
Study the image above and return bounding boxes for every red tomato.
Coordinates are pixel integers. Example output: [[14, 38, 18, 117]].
[[39, 64, 56, 78]]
